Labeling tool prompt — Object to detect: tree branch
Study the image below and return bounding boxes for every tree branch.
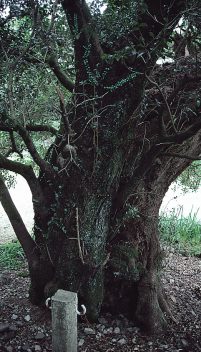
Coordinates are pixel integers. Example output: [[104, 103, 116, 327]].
[[62, 0, 103, 76], [131, 122, 201, 181], [111, 0, 187, 56], [162, 152, 201, 161], [56, 86, 73, 136], [26, 124, 58, 135], [0, 153, 50, 240], [0, 122, 58, 135], [47, 55, 74, 92], [0, 115, 56, 181], [145, 74, 177, 134], [0, 153, 47, 207], [24, 52, 75, 92], [0, 173, 38, 264], [18, 125, 56, 181], [5, 131, 23, 158], [25, 54, 75, 87], [158, 121, 201, 145]]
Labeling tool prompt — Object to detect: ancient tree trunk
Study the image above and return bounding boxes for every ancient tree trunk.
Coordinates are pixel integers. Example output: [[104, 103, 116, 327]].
[[25, 158, 167, 333], [25, 98, 201, 332]]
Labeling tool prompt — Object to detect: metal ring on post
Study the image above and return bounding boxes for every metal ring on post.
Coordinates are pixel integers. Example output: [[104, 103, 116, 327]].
[[76, 304, 86, 316], [45, 297, 52, 309]]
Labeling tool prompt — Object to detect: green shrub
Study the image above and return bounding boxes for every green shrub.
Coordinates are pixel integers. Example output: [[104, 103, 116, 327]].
[[159, 207, 201, 256], [0, 241, 25, 269]]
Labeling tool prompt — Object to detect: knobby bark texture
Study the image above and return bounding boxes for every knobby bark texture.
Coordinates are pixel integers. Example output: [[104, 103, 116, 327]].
[[1, 0, 201, 335], [27, 91, 201, 334]]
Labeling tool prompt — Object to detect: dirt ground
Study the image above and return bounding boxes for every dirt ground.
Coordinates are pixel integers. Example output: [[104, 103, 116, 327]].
[[0, 250, 201, 352]]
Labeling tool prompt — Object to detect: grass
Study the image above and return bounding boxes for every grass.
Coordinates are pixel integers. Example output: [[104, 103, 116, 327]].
[[0, 241, 25, 269], [159, 207, 201, 256]]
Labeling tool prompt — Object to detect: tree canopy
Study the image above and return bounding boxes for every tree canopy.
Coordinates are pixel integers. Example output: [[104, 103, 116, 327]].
[[0, 0, 201, 171]]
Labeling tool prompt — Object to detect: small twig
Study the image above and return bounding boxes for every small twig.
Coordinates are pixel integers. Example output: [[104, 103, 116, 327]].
[[76, 207, 85, 264], [46, 244, 54, 266], [101, 252, 110, 267], [47, 0, 59, 34], [9, 131, 23, 158], [73, 92, 109, 110], [72, 115, 98, 143], [145, 74, 177, 134], [56, 86, 72, 136]]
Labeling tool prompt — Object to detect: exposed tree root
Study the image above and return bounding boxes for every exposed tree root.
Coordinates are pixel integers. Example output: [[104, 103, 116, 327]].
[[135, 272, 168, 334], [158, 287, 178, 324]]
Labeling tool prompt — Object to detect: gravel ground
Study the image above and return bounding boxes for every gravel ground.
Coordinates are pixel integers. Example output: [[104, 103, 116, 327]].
[[0, 250, 201, 352]]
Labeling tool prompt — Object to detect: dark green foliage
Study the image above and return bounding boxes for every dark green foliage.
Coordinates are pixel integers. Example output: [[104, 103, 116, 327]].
[[176, 161, 201, 192]]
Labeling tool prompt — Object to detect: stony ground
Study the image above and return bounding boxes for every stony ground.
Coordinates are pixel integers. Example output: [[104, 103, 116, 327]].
[[0, 249, 201, 352]]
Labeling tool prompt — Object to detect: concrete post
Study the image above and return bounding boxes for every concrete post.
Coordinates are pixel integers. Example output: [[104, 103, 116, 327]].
[[52, 290, 77, 352]]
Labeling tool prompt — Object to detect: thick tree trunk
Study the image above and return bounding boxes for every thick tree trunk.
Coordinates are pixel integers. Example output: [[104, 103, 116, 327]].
[[134, 209, 167, 334], [27, 165, 171, 333], [3, 127, 200, 335], [41, 191, 112, 322], [1, 140, 197, 334], [27, 129, 201, 333], [102, 177, 170, 334], [4, 74, 200, 333]]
